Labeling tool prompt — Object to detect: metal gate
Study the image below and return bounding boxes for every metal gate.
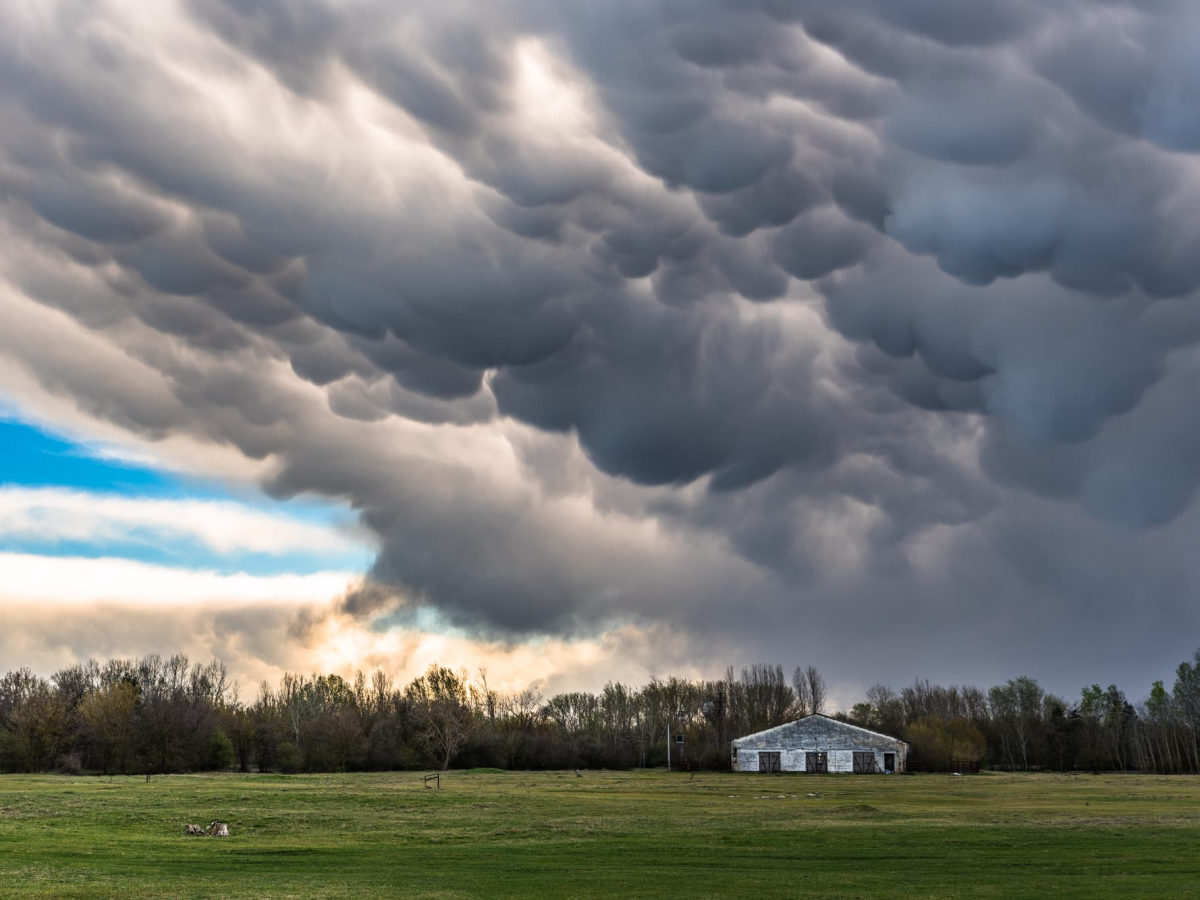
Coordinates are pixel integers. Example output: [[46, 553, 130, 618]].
[[758, 751, 781, 773]]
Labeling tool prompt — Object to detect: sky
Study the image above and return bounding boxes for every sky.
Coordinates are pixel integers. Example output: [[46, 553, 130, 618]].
[[2, 0, 1200, 704]]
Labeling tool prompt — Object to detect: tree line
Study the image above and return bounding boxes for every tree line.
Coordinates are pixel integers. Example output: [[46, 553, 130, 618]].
[[2, 651, 1199, 776]]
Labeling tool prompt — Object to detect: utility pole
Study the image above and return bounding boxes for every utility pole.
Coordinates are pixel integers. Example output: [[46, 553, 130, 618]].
[[667, 707, 685, 772]]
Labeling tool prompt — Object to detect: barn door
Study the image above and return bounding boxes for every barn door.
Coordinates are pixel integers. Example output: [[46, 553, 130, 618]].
[[759, 752, 781, 773], [853, 752, 876, 774], [884, 753, 895, 773], [806, 752, 828, 773]]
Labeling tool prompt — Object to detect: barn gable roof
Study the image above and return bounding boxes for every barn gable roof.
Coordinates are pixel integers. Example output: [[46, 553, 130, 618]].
[[730, 713, 906, 747]]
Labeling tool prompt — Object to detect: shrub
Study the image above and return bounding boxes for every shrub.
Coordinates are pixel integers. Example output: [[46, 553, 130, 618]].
[[55, 752, 84, 776], [276, 741, 303, 774], [903, 715, 986, 772], [0, 731, 19, 773], [700, 747, 731, 771], [394, 745, 424, 771], [207, 731, 235, 771]]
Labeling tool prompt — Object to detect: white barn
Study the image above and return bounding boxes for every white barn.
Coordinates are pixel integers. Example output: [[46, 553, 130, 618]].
[[731, 714, 907, 774]]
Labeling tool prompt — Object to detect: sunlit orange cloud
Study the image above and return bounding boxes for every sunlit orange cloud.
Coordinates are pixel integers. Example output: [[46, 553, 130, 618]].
[[0, 554, 704, 696], [302, 612, 692, 697]]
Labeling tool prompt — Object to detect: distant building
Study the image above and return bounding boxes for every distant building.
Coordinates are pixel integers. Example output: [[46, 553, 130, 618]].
[[731, 714, 907, 774]]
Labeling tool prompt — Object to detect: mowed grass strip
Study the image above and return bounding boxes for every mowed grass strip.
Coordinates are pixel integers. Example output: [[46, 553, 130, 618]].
[[1, 771, 1198, 899]]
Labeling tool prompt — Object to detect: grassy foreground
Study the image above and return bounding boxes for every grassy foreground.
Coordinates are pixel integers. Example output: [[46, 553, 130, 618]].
[[1, 770, 1198, 899]]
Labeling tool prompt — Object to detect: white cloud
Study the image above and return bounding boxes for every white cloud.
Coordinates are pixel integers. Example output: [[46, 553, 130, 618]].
[[0, 552, 355, 605], [0, 486, 369, 557]]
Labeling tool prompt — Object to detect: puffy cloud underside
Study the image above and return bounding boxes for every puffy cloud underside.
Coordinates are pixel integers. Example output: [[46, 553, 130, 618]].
[[3, 0, 1200, 690]]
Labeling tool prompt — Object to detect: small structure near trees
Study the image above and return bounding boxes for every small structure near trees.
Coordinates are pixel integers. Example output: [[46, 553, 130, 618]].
[[731, 714, 907, 774]]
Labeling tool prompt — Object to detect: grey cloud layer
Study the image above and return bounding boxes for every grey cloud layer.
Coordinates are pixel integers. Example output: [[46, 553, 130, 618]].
[[3, 0, 1200, 691]]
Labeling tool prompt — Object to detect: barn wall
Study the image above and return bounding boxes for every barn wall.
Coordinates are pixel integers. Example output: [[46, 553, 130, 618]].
[[731, 716, 907, 773]]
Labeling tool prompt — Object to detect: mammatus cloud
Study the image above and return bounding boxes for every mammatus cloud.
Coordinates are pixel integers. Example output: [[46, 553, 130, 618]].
[[2, 0, 1200, 694]]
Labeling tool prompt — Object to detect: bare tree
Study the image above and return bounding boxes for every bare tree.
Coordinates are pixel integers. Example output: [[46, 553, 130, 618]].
[[988, 676, 1044, 771], [733, 664, 793, 734], [600, 682, 636, 754], [866, 684, 905, 736], [474, 669, 498, 723], [405, 666, 471, 770], [80, 681, 137, 775], [503, 686, 543, 729], [805, 666, 827, 716], [792, 667, 811, 717]]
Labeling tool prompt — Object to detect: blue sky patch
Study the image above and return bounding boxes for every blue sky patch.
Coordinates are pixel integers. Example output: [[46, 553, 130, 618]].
[[0, 415, 373, 576]]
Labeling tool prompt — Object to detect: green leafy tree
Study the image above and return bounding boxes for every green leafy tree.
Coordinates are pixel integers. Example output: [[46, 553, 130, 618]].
[[207, 730, 235, 771]]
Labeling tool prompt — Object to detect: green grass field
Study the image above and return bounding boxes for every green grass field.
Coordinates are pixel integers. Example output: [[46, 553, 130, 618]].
[[1, 770, 1198, 898]]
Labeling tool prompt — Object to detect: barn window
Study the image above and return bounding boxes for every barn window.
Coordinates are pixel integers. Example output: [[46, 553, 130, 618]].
[[805, 752, 828, 774]]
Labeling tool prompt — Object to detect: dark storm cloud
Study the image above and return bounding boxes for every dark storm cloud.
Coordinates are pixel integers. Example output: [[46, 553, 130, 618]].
[[4, 0, 1200, 693], [490, 288, 835, 488]]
